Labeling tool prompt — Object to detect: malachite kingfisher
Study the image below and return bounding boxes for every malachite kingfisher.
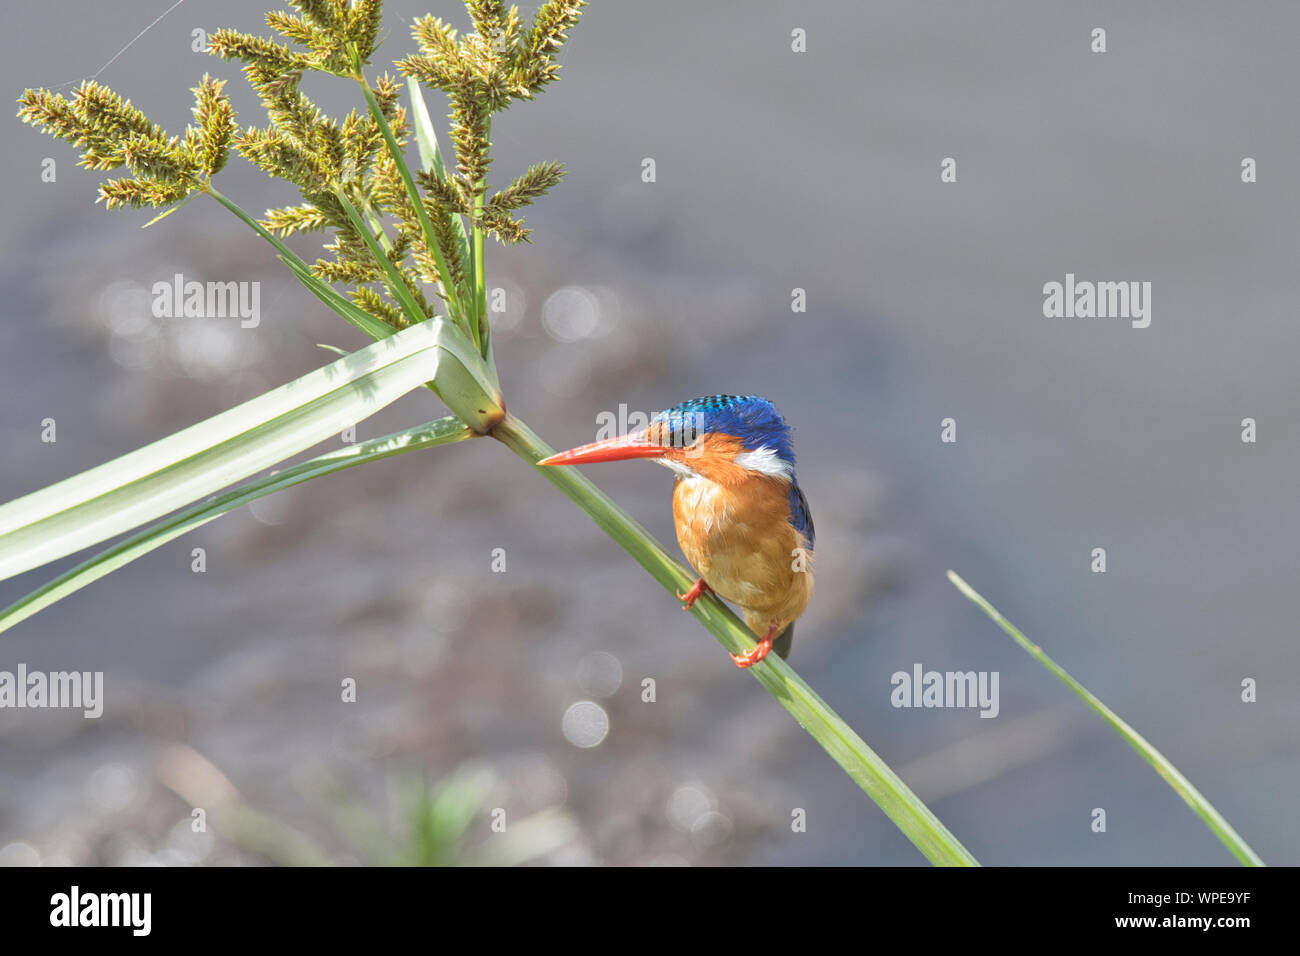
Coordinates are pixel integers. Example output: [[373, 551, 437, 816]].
[[538, 395, 815, 668]]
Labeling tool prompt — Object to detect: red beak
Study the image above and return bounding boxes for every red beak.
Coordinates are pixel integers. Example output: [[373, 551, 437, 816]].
[[537, 432, 666, 466]]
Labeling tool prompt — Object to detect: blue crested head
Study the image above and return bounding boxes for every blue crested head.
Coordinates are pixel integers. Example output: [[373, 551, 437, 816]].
[[652, 394, 796, 465]]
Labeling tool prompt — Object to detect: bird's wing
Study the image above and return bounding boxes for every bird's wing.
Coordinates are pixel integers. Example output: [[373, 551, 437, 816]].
[[788, 482, 815, 549]]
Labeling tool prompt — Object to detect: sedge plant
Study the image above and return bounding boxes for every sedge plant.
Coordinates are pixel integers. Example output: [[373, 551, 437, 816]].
[[1, 0, 1263, 866]]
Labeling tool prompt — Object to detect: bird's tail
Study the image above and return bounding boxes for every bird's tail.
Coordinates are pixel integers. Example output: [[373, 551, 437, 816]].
[[773, 622, 795, 661]]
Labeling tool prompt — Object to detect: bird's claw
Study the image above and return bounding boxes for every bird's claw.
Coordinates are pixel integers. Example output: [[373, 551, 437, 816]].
[[731, 622, 778, 669], [676, 578, 711, 610]]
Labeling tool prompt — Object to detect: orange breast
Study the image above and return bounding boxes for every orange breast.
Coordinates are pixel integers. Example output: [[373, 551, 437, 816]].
[[672, 475, 813, 637]]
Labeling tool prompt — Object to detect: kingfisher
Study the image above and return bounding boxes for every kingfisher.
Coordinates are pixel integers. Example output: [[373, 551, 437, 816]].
[[538, 395, 814, 668]]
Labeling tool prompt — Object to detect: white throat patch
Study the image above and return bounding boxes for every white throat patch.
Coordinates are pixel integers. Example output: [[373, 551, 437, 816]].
[[655, 457, 699, 479], [733, 446, 793, 480]]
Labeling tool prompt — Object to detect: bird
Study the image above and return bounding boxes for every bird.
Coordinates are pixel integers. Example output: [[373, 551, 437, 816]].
[[537, 394, 814, 668]]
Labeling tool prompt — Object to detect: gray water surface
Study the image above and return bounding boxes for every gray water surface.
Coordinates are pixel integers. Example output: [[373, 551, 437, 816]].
[[0, 1, 1295, 866]]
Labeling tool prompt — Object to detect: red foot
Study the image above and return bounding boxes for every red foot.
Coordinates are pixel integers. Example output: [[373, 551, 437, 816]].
[[676, 578, 711, 610], [731, 621, 778, 669]]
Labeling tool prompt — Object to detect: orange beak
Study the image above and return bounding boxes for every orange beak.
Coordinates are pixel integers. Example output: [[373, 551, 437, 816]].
[[536, 432, 667, 466]]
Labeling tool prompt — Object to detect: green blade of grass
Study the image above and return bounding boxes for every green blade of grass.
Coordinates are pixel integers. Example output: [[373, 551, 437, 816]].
[[406, 78, 471, 288], [209, 186, 499, 429], [430, 315, 503, 412], [354, 67, 469, 337], [494, 412, 979, 866], [277, 254, 503, 426], [206, 185, 396, 344], [470, 175, 488, 358], [0, 418, 473, 634], [279, 254, 396, 342], [946, 569, 1265, 866], [0, 322, 447, 581], [334, 189, 429, 327]]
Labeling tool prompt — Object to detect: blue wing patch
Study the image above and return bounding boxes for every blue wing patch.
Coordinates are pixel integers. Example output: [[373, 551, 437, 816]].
[[788, 482, 815, 548]]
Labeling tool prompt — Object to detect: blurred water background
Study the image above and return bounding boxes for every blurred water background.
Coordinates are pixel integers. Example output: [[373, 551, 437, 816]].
[[0, 1, 1296, 865]]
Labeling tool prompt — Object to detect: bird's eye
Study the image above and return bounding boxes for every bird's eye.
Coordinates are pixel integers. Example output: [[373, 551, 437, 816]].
[[650, 412, 705, 449], [673, 412, 705, 448]]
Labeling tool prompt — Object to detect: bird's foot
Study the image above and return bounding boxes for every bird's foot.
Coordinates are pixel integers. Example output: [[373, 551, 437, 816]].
[[731, 621, 778, 669], [676, 578, 711, 610]]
